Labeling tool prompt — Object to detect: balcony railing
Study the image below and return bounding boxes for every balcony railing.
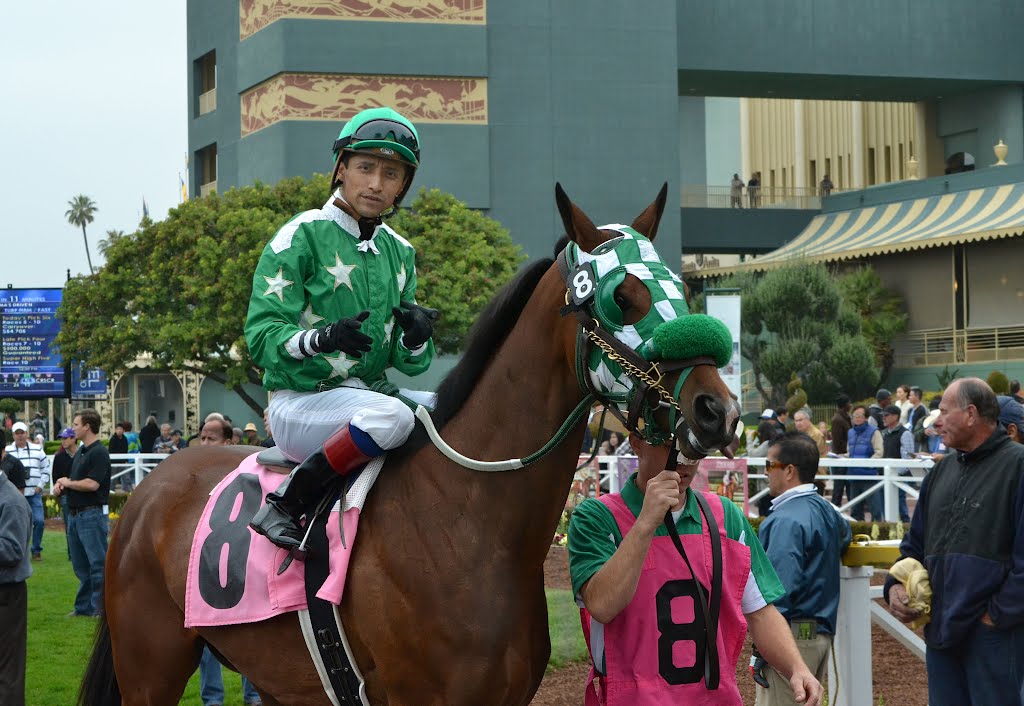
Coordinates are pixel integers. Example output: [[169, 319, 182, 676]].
[[893, 325, 1024, 367], [199, 181, 217, 197], [199, 89, 217, 115], [681, 184, 845, 210]]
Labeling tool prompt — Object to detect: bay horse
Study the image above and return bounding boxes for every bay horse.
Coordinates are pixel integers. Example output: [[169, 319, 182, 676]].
[[80, 184, 739, 706]]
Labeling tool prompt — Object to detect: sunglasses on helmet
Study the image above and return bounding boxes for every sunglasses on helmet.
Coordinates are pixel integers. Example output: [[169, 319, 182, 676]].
[[333, 119, 420, 159]]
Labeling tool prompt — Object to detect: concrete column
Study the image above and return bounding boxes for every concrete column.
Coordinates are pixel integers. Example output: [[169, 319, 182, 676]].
[[793, 99, 806, 188], [914, 101, 928, 177], [740, 98, 751, 182], [831, 566, 875, 706], [851, 102, 865, 188]]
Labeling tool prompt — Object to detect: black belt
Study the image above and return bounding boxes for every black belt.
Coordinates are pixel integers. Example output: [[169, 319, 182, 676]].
[[68, 505, 102, 516]]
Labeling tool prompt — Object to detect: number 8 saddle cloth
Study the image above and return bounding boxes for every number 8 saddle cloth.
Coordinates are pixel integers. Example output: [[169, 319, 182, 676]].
[[184, 452, 384, 628]]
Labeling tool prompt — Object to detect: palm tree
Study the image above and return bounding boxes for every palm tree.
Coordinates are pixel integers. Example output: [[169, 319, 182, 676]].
[[65, 195, 98, 274]]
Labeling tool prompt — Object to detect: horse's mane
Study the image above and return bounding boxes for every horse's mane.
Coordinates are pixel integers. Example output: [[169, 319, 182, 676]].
[[395, 257, 555, 457]]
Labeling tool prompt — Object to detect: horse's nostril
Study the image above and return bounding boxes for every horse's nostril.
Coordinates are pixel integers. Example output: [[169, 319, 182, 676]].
[[693, 393, 726, 434]]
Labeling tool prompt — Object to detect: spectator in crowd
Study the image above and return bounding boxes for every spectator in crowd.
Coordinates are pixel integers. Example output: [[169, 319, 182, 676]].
[[242, 422, 261, 445], [0, 459, 31, 706], [885, 378, 1024, 705], [52, 409, 111, 618], [894, 384, 913, 425], [920, 401, 947, 461], [998, 395, 1023, 445], [108, 423, 129, 456], [51, 428, 77, 547], [755, 433, 851, 705], [717, 470, 738, 501], [139, 415, 161, 458], [881, 405, 915, 523], [773, 408, 789, 435], [793, 411, 827, 456], [232, 427, 244, 446], [868, 389, 890, 428], [829, 395, 853, 507], [1011, 379, 1023, 405], [847, 406, 883, 521], [5, 421, 50, 561], [568, 434, 822, 705], [1, 445, 26, 493], [188, 413, 227, 447], [152, 424, 178, 454], [907, 387, 928, 434], [748, 171, 761, 208], [819, 174, 833, 198], [196, 418, 263, 706], [260, 409, 276, 449], [29, 411, 48, 440], [749, 410, 783, 458], [122, 421, 140, 454], [730, 173, 745, 208]]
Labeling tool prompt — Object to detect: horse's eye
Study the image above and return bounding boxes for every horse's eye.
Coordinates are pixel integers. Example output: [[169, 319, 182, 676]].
[[614, 293, 630, 310]]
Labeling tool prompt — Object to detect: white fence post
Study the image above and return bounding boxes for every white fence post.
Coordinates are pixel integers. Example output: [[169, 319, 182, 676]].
[[883, 463, 899, 523], [832, 565, 875, 706]]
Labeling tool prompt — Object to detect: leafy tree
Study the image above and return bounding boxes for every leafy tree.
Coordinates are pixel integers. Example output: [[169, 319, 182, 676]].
[[987, 370, 1010, 394], [836, 267, 908, 385], [65, 195, 98, 274], [718, 264, 878, 405], [56, 176, 522, 414], [390, 188, 525, 352], [0, 399, 21, 417]]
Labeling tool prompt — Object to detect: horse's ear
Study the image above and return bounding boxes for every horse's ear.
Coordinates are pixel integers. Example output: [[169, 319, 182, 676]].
[[630, 182, 669, 241], [555, 183, 603, 252]]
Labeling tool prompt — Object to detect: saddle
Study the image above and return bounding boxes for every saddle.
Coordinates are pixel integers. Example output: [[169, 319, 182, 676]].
[[255, 447, 298, 473]]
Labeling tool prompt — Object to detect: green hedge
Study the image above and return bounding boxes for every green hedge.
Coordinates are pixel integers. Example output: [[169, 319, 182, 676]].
[[43, 491, 132, 519]]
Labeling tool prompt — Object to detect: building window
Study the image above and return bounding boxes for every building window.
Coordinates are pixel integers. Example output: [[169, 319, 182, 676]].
[[196, 51, 217, 116], [197, 144, 217, 196], [837, 155, 844, 188], [884, 145, 893, 182], [867, 147, 877, 185]]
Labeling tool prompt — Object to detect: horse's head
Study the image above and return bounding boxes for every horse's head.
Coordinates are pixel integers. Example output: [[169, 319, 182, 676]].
[[554, 183, 739, 463]]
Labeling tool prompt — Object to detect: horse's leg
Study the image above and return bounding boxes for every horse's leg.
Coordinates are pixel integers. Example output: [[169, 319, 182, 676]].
[[106, 536, 204, 705]]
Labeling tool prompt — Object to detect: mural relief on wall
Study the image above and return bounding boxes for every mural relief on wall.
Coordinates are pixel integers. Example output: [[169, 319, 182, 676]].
[[241, 73, 487, 136], [240, 0, 486, 39]]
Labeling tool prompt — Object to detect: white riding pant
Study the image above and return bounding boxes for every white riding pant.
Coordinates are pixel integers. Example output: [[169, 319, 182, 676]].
[[268, 383, 436, 462]]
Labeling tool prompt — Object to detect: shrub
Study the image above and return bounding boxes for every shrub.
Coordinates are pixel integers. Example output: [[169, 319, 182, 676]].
[[987, 370, 1010, 394]]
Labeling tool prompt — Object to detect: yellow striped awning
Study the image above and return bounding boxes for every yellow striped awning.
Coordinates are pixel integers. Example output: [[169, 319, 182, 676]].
[[694, 182, 1024, 278]]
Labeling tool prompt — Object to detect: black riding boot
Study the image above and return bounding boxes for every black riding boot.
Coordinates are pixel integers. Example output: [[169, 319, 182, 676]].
[[249, 425, 374, 550]]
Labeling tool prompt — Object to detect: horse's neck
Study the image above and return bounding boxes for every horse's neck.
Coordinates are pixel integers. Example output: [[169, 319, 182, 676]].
[[428, 280, 585, 563]]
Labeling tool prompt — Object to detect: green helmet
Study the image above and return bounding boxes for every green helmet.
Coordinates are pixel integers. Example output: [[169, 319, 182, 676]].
[[332, 107, 420, 169]]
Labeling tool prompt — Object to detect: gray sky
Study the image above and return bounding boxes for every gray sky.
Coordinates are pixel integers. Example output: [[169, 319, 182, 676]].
[[2, 1, 186, 288]]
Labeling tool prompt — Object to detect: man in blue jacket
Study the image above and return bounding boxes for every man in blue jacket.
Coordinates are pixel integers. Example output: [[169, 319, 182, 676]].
[[885, 378, 1024, 705], [755, 432, 851, 705]]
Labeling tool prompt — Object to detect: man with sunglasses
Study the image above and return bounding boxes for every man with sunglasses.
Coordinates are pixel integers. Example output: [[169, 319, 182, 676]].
[[246, 106, 438, 550], [754, 433, 850, 705], [885, 378, 1024, 705], [568, 434, 822, 705]]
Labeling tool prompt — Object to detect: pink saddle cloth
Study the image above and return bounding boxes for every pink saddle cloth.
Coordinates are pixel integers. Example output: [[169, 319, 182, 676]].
[[184, 453, 367, 628]]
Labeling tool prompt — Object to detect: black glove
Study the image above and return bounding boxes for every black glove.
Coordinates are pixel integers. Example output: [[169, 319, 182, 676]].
[[749, 646, 770, 688], [391, 301, 439, 349], [314, 311, 372, 357]]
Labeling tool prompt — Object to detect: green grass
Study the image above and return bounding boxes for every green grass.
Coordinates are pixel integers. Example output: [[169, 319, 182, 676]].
[[26, 529, 245, 706], [28, 529, 589, 704]]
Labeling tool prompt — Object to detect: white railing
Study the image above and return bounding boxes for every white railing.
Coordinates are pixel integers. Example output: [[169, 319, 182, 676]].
[[199, 180, 217, 197], [585, 455, 932, 523], [45, 453, 167, 492], [893, 324, 1024, 367], [199, 88, 217, 115]]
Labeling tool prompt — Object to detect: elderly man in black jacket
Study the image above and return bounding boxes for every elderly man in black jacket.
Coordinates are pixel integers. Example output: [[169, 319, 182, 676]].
[[885, 378, 1024, 706]]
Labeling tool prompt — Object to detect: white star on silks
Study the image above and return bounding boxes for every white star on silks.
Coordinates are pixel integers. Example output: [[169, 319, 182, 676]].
[[325, 252, 356, 291], [263, 267, 294, 302], [325, 352, 358, 379], [299, 304, 324, 329], [396, 264, 408, 293]]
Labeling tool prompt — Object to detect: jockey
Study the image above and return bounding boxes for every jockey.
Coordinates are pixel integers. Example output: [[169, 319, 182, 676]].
[[245, 106, 438, 551]]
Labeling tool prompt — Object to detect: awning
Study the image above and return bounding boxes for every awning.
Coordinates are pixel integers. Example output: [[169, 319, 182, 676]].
[[693, 181, 1024, 278]]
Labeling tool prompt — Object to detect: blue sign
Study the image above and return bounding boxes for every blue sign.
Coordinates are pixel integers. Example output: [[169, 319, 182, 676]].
[[0, 289, 67, 398], [71, 362, 108, 399]]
